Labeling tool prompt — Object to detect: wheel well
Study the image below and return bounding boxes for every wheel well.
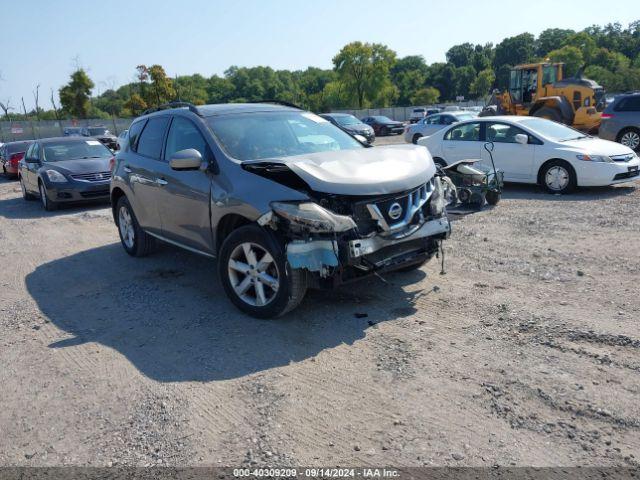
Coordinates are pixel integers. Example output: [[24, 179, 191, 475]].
[[433, 157, 447, 167], [216, 214, 252, 253], [110, 187, 125, 221], [537, 158, 577, 185]]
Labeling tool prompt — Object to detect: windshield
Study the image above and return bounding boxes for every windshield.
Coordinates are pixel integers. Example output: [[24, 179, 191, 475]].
[[454, 113, 475, 121], [43, 140, 113, 162], [207, 111, 364, 161], [334, 115, 361, 126], [372, 116, 393, 122], [88, 127, 109, 136], [519, 118, 587, 141]]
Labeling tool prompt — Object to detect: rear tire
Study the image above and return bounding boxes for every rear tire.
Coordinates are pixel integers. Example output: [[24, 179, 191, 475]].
[[433, 157, 447, 168], [617, 128, 640, 151], [20, 176, 35, 200], [485, 190, 501, 205], [115, 196, 154, 257], [381, 126, 389, 136], [412, 133, 423, 144], [218, 224, 307, 318], [540, 160, 576, 194]]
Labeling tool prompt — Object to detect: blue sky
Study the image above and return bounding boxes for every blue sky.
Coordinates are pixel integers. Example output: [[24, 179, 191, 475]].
[[3, 0, 638, 110]]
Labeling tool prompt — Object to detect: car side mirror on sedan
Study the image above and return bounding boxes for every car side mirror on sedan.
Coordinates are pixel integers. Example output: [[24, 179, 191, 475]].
[[169, 148, 203, 171], [515, 134, 528, 145]]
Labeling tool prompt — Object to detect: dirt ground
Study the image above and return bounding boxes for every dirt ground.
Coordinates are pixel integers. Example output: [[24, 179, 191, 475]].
[[1, 143, 639, 467]]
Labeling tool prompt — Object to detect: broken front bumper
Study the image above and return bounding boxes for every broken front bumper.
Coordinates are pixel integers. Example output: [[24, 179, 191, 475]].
[[285, 216, 451, 284]]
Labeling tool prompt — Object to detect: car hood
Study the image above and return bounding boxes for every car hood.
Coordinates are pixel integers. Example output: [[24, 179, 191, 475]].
[[246, 145, 436, 195], [345, 124, 373, 133], [44, 158, 112, 174], [559, 137, 635, 156]]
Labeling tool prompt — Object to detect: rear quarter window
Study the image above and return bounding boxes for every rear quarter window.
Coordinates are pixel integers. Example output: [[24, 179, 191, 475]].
[[127, 120, 146, 152], [614, 96, 640, 112]]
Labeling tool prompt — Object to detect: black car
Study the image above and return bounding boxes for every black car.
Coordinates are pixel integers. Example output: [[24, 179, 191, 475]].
[[19, 137, 114, 210], [319, 113, 375, 143], [81, 126, 118, 150], [63, 127, 83, 136], [360, 116, 405, 136]]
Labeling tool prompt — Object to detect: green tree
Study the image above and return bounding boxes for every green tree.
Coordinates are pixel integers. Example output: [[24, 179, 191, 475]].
[[391, 55, 428, 105], [147, 65, 176, 106], [454, 66, 477, 99], [124, 93, 147, 116], [58, 69, 94, 118], [446, 43, 475, 68], [332, 41, 396, 108], [494, 33, 536, 70], [547, 46, 584, 77], [537, 28, 575, 56], [411, 87, 439, 105], [470, 69, 496, 99]]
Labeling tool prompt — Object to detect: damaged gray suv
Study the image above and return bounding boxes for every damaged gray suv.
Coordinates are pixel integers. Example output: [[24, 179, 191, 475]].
[[110, 102, 451, 318]]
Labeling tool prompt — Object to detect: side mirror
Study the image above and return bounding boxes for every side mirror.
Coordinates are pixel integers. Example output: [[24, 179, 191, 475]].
[[169, 148, 203, 170], [515, 133, 528, 145]]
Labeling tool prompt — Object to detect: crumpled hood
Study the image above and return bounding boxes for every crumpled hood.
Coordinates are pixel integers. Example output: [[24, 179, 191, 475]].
[[251, 145, 436, 195], [560, 137, 635, 156], [44, 158, 112, 175]]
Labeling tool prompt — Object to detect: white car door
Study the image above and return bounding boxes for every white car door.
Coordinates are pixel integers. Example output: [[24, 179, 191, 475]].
[[441, 121, 482, 164], [483, 122, 537, 182]]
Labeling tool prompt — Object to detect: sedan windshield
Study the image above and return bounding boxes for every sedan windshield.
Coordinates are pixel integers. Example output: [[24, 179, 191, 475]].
[[372, 116, 393, 122], [334, 115, 361, 126], [43, 140, 113, 162], [519, 118, 587, 141], [454, 113, 475, 121], [207, 111, 364, 161]]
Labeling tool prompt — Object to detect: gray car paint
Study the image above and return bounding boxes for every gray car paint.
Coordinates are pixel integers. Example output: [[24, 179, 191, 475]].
[[112, 104, 438, 258], [599, 94, 640, 148]]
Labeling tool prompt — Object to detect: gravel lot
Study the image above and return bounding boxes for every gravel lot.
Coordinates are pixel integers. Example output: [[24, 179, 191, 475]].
[[1, 139, 640, 467]]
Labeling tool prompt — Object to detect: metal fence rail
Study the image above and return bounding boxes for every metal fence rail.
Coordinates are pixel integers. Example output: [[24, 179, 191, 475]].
[[333, 101, 485, 122], [0, 118, 133, 142]]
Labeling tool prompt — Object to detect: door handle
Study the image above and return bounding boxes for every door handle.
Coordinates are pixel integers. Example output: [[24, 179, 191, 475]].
[[123, 166, 132, 173], [156, 178, 168, 186]]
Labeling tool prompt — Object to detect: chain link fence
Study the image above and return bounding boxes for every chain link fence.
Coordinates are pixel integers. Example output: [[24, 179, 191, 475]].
[[0, 118, 133, 143]]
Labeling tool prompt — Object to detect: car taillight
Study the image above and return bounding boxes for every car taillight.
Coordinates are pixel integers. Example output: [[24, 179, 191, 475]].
[[9, 152, 24, 166], [601, 113, 614, 119], [108, 157, 116, 171]]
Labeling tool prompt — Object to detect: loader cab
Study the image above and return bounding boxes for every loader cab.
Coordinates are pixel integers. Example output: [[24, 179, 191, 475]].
[[509, 63, 563, 106]]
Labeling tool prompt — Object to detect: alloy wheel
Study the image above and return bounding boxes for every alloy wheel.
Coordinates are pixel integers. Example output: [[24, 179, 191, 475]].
[[545, 166, 569, 191], [118, 206, 135, 249], [228, 242, 280, 307], [620, 131, 640, 150]]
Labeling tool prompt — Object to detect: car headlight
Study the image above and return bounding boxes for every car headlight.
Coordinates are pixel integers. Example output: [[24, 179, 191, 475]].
[[576, 154, 612, 163], [429, 177, 447, 217], [45, 170, 67, 182], [271, 202, 357, 233]]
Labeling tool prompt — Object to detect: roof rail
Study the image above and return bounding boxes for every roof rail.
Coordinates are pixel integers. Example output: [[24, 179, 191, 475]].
[[142, 101, 202, 116], [247, 100, 304, 110]]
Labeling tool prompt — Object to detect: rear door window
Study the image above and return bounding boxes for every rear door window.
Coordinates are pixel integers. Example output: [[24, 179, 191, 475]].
[[136, 117, 169, 159], [444, 122, 481, 141]]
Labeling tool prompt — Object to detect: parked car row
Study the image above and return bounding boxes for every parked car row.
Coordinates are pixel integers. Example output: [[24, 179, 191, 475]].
[[64, 125, 119, 150]]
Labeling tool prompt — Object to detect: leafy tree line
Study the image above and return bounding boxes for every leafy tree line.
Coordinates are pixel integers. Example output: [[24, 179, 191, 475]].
[[6, 20, 640, 121]]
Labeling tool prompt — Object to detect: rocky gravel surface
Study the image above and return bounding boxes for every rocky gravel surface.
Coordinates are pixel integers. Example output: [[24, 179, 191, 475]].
[[0, 166, 639, 467]]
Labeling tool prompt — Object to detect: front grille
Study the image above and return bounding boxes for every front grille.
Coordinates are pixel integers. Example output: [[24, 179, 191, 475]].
[[80, 189, 110, 198], [610, 154, 636, 162], [71, 171, 111, 182], [366, 182, 432, 232]]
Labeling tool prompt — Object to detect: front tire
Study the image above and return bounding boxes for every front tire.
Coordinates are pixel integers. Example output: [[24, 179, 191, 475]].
[[115, 196, 154, 257], [39, 182, 58, 211], [433, 157, 447, 169], [617, 128, 640, 151], [533, 107, 563, 123], [381, 126, 389, 136], [218, 224, 307, 318], [412, 133, 423, 144], [540, 160, 576, 194], [485, 190, 501, 205]]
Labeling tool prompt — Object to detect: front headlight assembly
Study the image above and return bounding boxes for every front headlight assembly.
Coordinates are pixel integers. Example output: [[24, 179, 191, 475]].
[[576, 154, 612, 163], [45, 170, 68, 183], [271, 202, 357, 233]]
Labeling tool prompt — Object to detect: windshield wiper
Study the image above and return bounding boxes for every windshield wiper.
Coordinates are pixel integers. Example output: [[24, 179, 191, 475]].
[[79, 156, 104, 159]]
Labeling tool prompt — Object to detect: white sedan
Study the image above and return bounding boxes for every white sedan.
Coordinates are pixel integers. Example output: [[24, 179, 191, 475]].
[[417, 116, 640, 194], [404, 111, 475, 144]]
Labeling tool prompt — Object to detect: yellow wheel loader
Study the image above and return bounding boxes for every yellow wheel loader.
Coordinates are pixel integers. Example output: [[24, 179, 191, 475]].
[[480, 62, 605, 132]]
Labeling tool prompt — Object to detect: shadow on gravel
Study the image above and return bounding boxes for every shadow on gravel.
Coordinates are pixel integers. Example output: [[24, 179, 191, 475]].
[[26, 242, 427, 382], [501, 182, 636, 201], [0, 194, 110, 219]]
